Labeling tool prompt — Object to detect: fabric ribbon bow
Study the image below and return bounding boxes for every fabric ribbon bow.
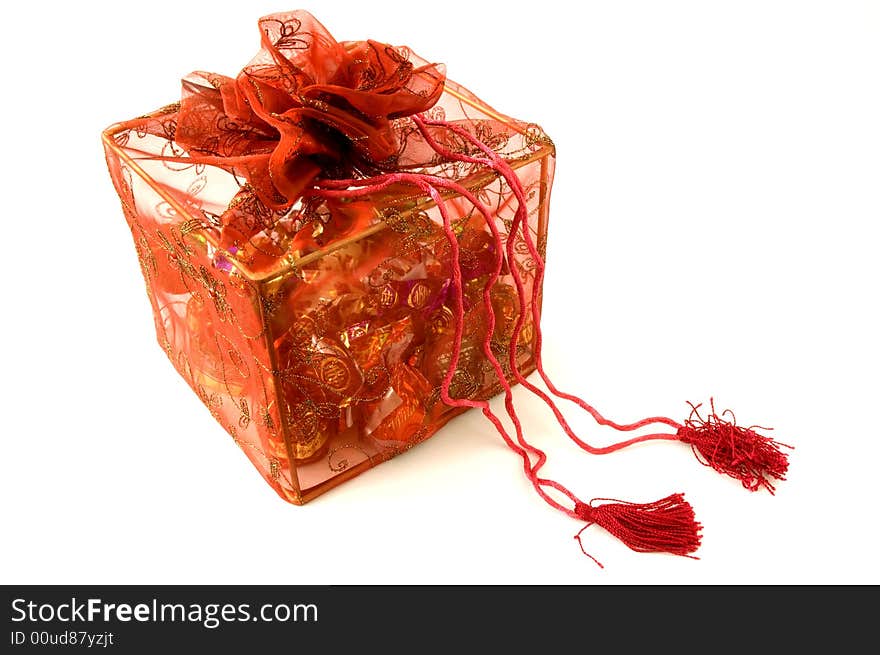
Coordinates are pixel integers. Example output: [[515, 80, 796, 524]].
[[174, 11, 445, 212]]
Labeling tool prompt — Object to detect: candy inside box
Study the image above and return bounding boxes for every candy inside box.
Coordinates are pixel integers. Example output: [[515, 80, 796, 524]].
[[103, 73, 555, 504]]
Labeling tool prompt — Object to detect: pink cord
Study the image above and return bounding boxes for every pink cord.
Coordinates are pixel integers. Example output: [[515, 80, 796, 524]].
[[411, 116, 683, 451], [306, 114, 695, 516], [303, 116, 708, 558]]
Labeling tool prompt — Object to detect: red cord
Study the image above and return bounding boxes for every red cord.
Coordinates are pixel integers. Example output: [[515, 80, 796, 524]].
[[412, 116, 683, 451], [307, 132, 702, 561]]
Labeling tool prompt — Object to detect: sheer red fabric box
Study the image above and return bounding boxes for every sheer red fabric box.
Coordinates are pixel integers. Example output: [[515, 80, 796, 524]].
[[103, 12, 790, 560], [102, 12, 555, 504]]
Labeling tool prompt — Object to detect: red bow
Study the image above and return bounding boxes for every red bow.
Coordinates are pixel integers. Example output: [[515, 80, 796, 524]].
[[174, 11, 445, 211]]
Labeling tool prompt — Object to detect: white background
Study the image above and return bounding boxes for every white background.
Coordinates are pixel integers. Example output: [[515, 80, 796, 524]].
[[1, 1, 877, 584]]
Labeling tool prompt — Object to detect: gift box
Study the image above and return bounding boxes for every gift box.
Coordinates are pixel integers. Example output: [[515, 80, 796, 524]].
[[104, 11, 789, 560], [103, 11, 555, 504]]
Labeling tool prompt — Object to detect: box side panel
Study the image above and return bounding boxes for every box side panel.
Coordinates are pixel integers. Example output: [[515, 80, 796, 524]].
[[261, 155, 552, 499], [104, 134, 299, 503]]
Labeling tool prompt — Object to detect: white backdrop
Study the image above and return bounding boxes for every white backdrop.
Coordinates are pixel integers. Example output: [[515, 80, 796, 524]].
[[1, 0, 877, 584]]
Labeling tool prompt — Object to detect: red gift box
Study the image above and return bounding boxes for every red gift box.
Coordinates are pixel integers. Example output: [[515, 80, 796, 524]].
[[103, 11, 554, 504], [104, 10, 790, 562]]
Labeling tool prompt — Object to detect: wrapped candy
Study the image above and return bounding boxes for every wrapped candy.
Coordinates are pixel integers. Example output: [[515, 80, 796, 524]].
[[104, 10, 790, 563]]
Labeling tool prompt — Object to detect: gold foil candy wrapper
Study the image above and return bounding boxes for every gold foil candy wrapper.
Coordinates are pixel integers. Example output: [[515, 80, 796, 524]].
[[490, 282, 521, 343], [367, 364, 432, 445]]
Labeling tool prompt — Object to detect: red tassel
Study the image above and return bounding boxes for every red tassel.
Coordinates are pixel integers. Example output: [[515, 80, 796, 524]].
[[676, 399, 792, 494], [573, 493, 702, 566]]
